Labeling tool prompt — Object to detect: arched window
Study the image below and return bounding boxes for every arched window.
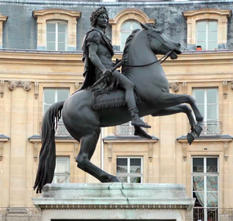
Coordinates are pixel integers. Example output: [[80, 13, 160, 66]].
[[46, 20, 68, 51], [196, 20, 218, 50], [120, 20, 141, 51]]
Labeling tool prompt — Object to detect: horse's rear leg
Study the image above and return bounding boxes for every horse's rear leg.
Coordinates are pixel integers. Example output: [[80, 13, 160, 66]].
[[152, 105, 201, 144], [76, 128, 120, 183]]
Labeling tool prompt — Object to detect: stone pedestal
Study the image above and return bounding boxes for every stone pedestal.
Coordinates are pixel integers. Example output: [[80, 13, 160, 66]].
[[33, 183, 194, 221]]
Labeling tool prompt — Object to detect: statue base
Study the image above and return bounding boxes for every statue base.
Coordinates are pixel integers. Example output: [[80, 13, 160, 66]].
[[33, 183, 194, 221]]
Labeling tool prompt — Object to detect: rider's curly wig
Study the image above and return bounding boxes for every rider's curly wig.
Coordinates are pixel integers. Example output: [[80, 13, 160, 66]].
[[90, 7, 109, 27]]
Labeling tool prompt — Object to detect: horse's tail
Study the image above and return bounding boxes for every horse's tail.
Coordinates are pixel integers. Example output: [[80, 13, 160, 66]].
[[33, 101, 64, 193]]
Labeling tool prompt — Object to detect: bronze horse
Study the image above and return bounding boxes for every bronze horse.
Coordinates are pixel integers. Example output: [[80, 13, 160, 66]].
[[34, 24, 203, 193]]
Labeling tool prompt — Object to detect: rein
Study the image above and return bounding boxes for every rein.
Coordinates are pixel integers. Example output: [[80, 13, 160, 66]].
[[124, 50, 174, 68]]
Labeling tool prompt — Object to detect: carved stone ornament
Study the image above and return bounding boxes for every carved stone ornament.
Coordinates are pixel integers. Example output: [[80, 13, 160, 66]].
[[8, 81, 32, 92], [0, 80, 4, 97], [169, 82, 180, 93]]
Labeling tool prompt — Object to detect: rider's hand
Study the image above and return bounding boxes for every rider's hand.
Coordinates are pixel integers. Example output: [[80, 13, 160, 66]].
[[103, 69, 112, 77]]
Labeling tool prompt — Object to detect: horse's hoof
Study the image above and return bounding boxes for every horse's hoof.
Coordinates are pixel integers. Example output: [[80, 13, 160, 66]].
[[193, 124, 202, 137], [187, 132, 195, 145], [134, 126, 152, 139], [100, 174, 120, 183], [110, 176, 120, 182]]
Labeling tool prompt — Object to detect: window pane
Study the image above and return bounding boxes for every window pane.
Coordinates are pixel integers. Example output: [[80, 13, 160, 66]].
[[193, 158, 204, 172], [118, 176, 127, 183], [44, 89, 55, 104], [207, 192, 218, 207], [207, 158, 218, 172], [47, 42, 56, 51], [207, 176, 218, 191], [207, 104, 217, 120], [207, 208, 218, 221], [193, 191, 204, 207], [58, 43, 65, 51], [209, 21, 217, 32], [130, 176, 141, 183], [193, 208, 204, 221], [58, 32, 66, 43], [193, 89, 204, 104], [47, 23, 56, 32], [117, 158, 127, 173], [193, 176, 204, 191], [197, 21, 207, 32], [207, 89, 217, 103], [130, 158, 141, 173], [58, 23, 67, 32], [208, 41, 218, 50], [47, 32, 56, 42], [57, 89, 69, 101]]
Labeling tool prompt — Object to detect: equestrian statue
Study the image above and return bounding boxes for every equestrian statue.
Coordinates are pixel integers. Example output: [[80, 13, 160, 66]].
[[34, 7, 203, 193]]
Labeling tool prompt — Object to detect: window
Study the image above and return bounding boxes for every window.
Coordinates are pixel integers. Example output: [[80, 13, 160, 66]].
[[33, 9, 80, 51], [109, 9, 155, 51], [192, 157, 218, 221], [183, 9, 231, 50], [53, 156, 70, 183], [43, 88, 70, 136], [47, 21, 67, 51], [120, 20, 141, 51], [193, 88, 219, 135], [196, 20, 218, 50], [116, 157, 143, 183]]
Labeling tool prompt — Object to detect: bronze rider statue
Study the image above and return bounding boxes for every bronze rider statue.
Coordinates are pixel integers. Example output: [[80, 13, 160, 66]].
[[81, 6, 151, 132]]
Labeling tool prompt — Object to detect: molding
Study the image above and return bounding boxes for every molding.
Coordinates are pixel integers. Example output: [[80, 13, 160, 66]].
[[109, 8, 155, 47], [33, 9, 81, 18], [0, 80, 4, 97], [183, 9, 232, 17], [103, 136, 159, 143], [34, 82, 39, 99]]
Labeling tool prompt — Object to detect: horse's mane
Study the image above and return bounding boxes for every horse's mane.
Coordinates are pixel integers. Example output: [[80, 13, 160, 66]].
[[122, 29, 141, 73]]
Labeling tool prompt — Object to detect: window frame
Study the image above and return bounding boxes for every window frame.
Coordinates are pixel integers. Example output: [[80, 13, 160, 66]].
[[116, 156, 143, 183], [46, 20, 68, 51], [191, 156, 219, 221], [0, 14, 7, 49]]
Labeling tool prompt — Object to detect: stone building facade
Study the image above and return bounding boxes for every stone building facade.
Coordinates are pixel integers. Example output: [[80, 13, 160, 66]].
[[0, 0, 233, 220]]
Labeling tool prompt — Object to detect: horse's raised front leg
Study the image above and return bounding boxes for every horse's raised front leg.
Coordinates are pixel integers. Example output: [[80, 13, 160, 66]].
[[152, 104, 201, 144], [158, 93, 203, 123], [76, 128, 120, 183]]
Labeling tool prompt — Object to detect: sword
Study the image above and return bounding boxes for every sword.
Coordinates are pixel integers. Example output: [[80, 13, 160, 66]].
[[92, 59, 123, 87]]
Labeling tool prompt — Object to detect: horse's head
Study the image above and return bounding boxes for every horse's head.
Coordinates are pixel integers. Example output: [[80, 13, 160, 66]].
[[141, 23, 182, 59]]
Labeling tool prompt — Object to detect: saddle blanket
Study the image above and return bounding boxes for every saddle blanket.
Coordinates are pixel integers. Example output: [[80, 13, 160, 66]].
[[92, 89, 141, 111]]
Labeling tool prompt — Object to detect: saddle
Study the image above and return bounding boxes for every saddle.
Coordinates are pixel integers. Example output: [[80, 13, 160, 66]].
[[92, 89, 141, 111]]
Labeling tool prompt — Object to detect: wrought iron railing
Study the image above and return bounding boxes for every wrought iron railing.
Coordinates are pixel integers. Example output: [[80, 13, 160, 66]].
[[116, 122, 134, 136], [200, 121, 222, 136]]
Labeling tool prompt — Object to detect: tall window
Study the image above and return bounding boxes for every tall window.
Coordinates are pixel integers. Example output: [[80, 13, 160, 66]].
[[193, 88, 219, 135], [120, 20, 141, 51], [43, 88, 70, 136], [116, 157, 143, 183], [196, 20, 218, 50], [46, 20, 67, 51], [192, 157, 218, 221], [53, 156, 70, 183]]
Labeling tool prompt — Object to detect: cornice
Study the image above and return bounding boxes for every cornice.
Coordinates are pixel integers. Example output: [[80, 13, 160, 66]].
[[0, 15, 7, 22], [183, 8, 232, 17], [33, 9, 81, 18]]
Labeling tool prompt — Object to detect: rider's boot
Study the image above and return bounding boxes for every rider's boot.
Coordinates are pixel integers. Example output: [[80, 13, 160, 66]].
[[134, 126, 152, 139], [130, 108, 151, 128]]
